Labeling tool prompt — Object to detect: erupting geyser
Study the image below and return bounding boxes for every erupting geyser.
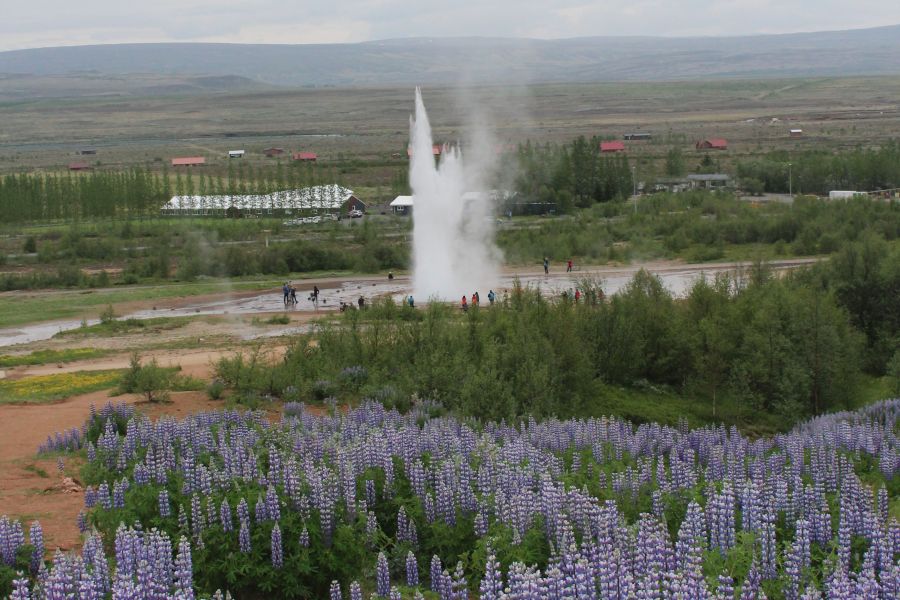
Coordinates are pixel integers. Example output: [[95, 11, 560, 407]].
[[409, 88, 501, 300]]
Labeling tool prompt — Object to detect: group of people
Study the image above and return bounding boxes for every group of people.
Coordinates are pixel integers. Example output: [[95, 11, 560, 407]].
[[543, 257, 575, 274], [282, 282, 298, 306], [461, 289, 496, 311], [282, 282, 320, 307], [340, 296, 367, 312]]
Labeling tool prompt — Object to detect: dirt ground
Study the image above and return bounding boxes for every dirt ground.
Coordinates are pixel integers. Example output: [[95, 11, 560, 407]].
[[0, 388, 224, 552]]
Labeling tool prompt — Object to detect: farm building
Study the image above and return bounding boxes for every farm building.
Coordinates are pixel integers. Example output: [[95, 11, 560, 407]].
[[828, 190, 866, 199], [292, 152, 317, 162], [390, 190, 515, 215], [407, 145, 443, 158], [161, 184, 360, 217], [171, 157, 206, 167], [623, 132, 652, 141], [390, 195, 414, 215], [600, 141, 626, 153], [228, 150, 245, 158], [696, 139, 728, 150], [790, 129, 803, 138], [264, 147, 285, 157], [687, 173, 730, 190], [68, 162, 91, 171]]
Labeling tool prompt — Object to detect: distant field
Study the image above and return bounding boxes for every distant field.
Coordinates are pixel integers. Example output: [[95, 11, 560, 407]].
[[1, 76, 898, 175]]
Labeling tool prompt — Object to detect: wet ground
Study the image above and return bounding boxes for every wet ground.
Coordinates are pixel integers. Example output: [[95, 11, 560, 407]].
[[0, 259, 816, 347]]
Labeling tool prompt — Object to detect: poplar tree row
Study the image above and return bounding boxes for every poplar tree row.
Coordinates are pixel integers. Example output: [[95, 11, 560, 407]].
[[0, 161, 332, 224]]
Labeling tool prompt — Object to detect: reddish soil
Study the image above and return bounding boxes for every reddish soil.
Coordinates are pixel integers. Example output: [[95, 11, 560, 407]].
[[0, 389, 221, 552]]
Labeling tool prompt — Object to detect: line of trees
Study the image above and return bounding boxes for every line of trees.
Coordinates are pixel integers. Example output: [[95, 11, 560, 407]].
[[0, 161, 335, 224], [512, 137, 634, 212], [736, 142, 900, 195]]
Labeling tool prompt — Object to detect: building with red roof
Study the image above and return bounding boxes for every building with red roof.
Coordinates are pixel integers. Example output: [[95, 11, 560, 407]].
[[292, 152, 318, 162], [406, 145, 443, 158], [171, 157, 206, 166], [696, 138, 728, 150], [600, 141, 626, 153]]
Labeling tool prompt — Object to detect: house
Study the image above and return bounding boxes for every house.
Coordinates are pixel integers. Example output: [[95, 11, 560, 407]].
[[600, 141, 626, 153], [623, 132, 652, 141], [228, 150, 245, 159], [406, 145, 443, 158], [390, 195, 414, 215], [695, 138, 728, 150], [68, 162, 91, 171], [343, 196, 367, 214], [77, 148, 97, 156], [292, 152, 317, 162], [687, 173, 730, 190], [171, 157, 206, 167], [263, 147, 285, 157], [790, 129, 803, 138]]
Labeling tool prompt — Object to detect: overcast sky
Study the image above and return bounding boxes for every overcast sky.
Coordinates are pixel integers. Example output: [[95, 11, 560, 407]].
[[3, 1, 899, 52]]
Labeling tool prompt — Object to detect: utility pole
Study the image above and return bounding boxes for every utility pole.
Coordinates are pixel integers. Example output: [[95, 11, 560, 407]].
[[632, 165, 637, 215], [788, 162, 793, 203]]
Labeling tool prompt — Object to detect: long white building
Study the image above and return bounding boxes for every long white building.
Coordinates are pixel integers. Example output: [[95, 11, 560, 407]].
[[161, 185, 360, 216]]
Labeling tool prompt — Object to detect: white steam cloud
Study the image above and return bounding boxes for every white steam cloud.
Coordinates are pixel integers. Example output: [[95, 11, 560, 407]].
[[409, 87, 502, 301]]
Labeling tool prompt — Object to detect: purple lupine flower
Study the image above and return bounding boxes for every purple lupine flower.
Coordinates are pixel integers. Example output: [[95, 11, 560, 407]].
[[174, 536, 194, 599], [406, 551, 418, 587], [239, 522, 251, 553], [10, 573, 30, 600], [220, 500, 232, 533], [350, 580, 363, 600], [451, 561, 467, 600], [299, 526, 310, 547], [329, 580, 342, 600], [271, 524, 283, 569], [479, 547, 503, 600], [158, 490, 171, 518], [376, 551, 390, 597], [76, 511, 88, 534], [389, 587, 402, 600], [430, 555, 443, 593], [29, 521, 43, 575]]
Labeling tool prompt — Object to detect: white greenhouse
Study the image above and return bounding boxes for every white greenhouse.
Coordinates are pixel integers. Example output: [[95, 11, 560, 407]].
[[160, 185, 358, 217]]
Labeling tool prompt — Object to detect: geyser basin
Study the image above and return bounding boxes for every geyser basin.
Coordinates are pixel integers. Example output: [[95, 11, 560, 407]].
[[409, 88, 501, 301]]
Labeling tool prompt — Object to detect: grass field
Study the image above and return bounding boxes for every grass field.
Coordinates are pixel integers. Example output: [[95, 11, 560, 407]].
[[1, 77, 898, 175]]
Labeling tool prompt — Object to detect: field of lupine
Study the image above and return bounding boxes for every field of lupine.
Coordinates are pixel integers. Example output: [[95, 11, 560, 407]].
[[1, 398, 898, 599]]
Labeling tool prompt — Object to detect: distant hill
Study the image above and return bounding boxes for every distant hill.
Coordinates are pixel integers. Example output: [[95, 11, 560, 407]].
[[0, 72, 275, 100], [1, 25, 900, 88]]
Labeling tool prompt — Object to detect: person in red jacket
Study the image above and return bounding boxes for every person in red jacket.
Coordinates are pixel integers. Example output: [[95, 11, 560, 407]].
[[567, 259, 573, 272], [461, 296, 468, 312]]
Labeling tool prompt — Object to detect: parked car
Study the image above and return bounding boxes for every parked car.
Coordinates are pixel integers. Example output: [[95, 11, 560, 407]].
[[348, 209, 364, 218]]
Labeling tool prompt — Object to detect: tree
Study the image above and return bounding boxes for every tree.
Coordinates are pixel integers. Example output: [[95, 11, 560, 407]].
[[119, 354, 172, 403], [665, 146, 685, 177]]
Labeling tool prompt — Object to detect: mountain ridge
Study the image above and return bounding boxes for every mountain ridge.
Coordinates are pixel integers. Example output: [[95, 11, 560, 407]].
[[2, 25, 899, 87]]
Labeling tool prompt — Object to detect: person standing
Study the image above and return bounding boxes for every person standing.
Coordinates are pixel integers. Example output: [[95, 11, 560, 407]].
[[488, 290, 495, 305], [290, 286, 298, 305], [461, 296, 468, 312], [407, 295, 415, 308], [543, 257, 549, 275], [567, 259, 573, 273], [358, 296, 365, 309], [313, 285, 320, 303], [574, 289, 581, 303], [282, 282, 290, 306]]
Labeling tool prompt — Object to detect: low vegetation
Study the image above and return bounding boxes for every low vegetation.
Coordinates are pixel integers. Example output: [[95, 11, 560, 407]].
[[0, 348, 109, 368], [215, 234, 897, 430], [0, 370, 123, 404]]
